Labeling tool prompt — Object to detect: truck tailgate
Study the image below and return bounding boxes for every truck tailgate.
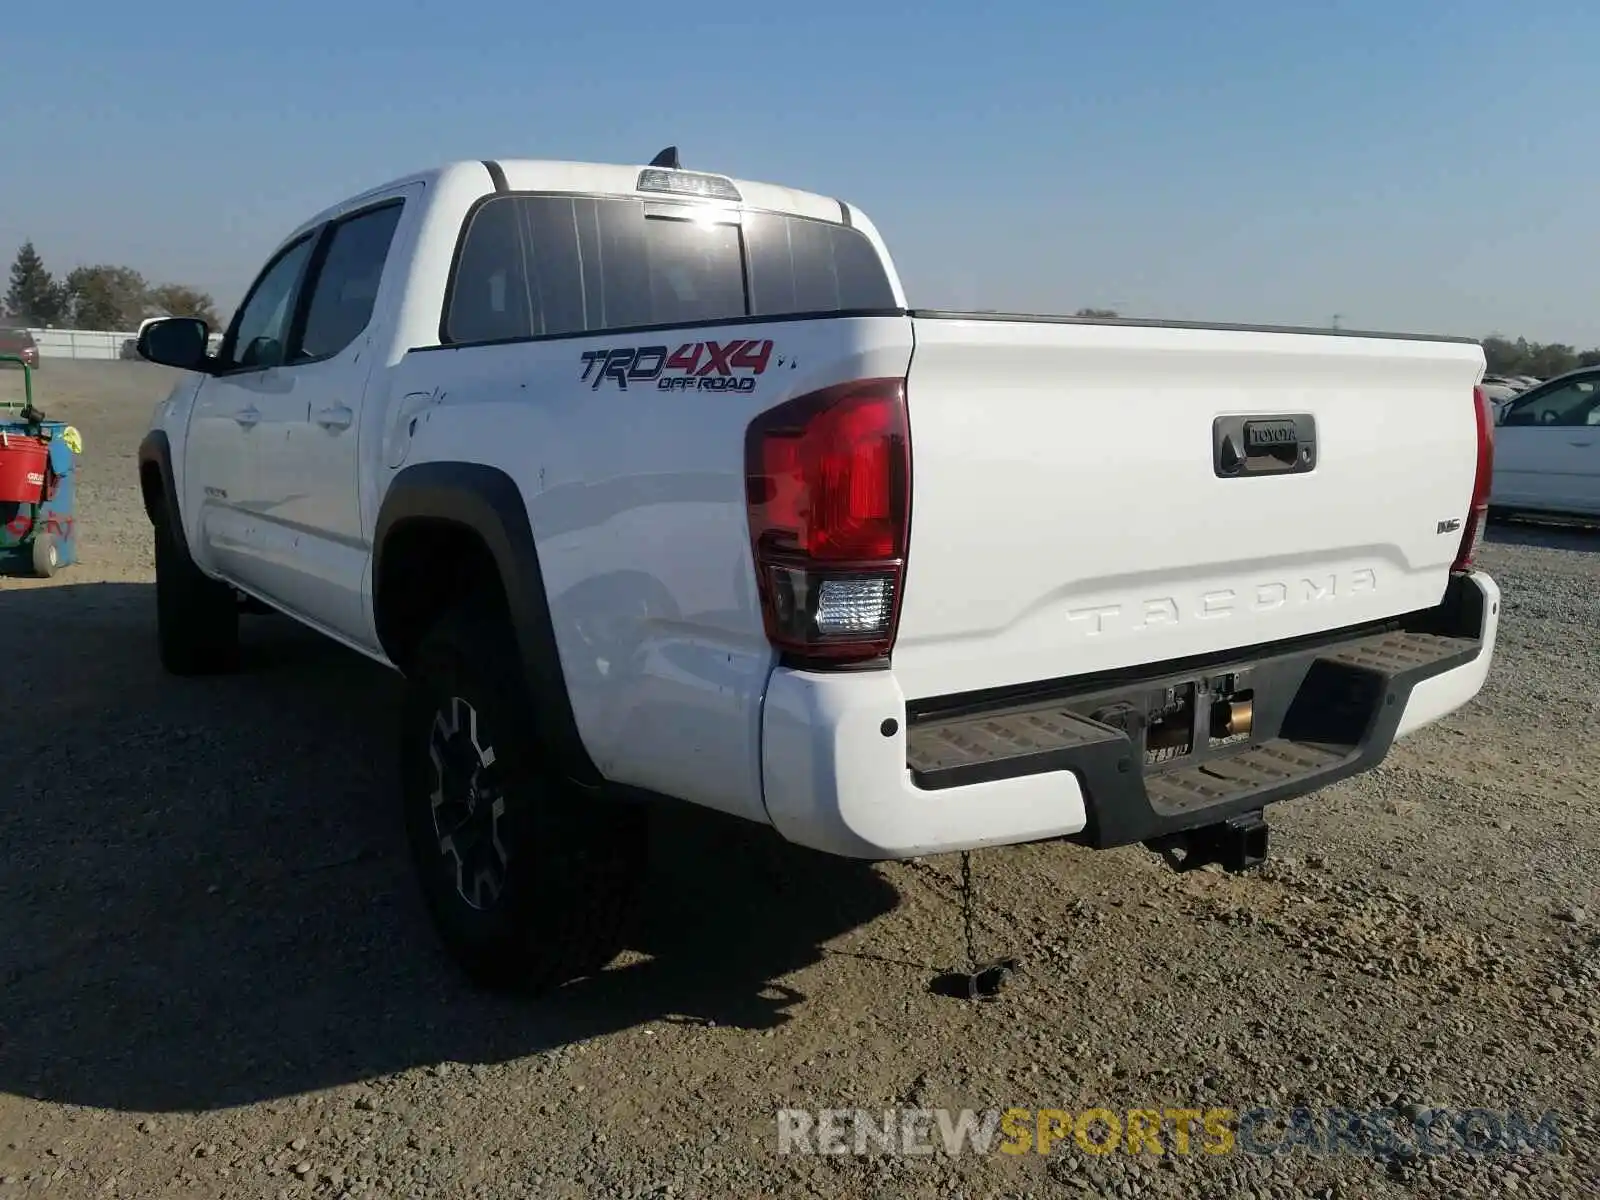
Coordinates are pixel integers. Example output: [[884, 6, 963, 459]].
[[892, 314, 1486, 702]]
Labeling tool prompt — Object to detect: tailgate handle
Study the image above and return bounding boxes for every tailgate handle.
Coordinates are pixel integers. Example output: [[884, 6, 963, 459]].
[[1213, 413, 1317, 478]]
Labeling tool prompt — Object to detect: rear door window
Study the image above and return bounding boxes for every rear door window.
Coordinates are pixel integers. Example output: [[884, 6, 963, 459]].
[[295, 202, 405, 361]]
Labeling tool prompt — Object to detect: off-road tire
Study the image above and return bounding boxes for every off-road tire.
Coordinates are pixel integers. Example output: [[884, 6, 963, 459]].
[[154, 514, 240, 674], [400, 599, 647, 994]]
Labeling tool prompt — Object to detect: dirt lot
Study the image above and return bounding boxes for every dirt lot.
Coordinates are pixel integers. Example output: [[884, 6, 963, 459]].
[[1, 361, 1597, 1199]]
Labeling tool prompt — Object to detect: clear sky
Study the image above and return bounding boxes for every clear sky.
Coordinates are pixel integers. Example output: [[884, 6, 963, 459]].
[[4, 0, 1596, 344]]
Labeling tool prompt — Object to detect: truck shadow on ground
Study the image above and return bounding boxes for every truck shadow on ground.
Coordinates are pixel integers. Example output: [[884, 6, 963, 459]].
[[0, 582, 904, 1114]]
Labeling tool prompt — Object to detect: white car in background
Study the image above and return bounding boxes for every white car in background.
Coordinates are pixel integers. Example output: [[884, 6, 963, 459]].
[[1479, 376, 1522, 418], [1490, 367, 1600, 517]]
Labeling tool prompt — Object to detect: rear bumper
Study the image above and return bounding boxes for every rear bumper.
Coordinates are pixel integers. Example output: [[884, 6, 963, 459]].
[[760, 570, 1498, 859]]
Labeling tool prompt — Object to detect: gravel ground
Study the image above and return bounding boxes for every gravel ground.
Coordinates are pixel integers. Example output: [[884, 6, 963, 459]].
[[1, 361, 1597, 1199]]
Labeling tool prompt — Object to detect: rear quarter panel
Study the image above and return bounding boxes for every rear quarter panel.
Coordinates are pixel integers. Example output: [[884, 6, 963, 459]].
[[389, 315, 914, 821]]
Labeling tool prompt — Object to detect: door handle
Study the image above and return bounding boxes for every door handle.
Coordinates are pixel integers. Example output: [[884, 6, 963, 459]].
[[316, 405, 354, 431], [1569, 440, 1594, 448], [234, 406, 261, 428]]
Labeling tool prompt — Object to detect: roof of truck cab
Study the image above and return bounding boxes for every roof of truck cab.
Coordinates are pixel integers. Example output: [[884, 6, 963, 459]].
[[490, 158, 846, 222], [284, 165, 449, 239], [289, 158, 849, 242]]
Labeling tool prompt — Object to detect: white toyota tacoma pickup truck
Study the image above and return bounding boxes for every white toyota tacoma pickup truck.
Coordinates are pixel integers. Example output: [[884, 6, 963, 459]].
[[137, 150, 1501, 993]]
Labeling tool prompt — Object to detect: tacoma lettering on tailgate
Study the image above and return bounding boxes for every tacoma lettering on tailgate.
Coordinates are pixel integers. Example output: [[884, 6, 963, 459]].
[[1066, 568, 1379, 636]]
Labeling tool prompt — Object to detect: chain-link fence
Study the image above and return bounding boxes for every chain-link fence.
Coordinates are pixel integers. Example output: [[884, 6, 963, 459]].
[[26, 328, 138, 361], [25, 327, 225, 361]]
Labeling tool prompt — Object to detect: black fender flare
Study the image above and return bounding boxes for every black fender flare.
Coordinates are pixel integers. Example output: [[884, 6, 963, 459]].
[[372, 461, 601, 788], [137, 429, 180, 529], [138, 427, 225, 589]]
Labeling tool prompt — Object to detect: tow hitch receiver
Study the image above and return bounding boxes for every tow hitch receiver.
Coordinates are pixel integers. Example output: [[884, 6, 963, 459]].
[[1145, 810, 1270, 873]]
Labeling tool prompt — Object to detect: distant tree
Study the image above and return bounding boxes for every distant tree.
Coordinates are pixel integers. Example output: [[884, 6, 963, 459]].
[[1481, 332, 1599, 380], [4, 240, 67, 325], [1075, 307, 1121, 318], [146, 282, 221, 328], [64, 264, 151, 330], [1480, 335, 1519, 374], [1530, 343, 1578, 378]]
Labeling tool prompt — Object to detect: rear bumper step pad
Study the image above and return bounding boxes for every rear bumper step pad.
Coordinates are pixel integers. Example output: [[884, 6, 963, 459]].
[[904, 628, 1481, 849]]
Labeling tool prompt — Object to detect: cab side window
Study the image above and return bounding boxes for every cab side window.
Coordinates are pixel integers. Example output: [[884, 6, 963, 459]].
[[1503, 375, 1600, 427], [296, 203, 405, 362], [224, 236, 316, 371]]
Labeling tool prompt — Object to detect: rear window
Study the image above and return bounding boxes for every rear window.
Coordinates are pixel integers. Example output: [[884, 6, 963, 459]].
[[743, 210, 897, 316], [443, 194, 896, 345], [444, 197, 533, 344]]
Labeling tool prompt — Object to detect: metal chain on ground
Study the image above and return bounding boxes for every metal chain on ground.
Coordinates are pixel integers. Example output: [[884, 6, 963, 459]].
[[960, 849, 978, 971]]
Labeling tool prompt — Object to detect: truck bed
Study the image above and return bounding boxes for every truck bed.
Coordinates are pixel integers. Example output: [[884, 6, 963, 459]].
[[906, 309, 1480, 345]]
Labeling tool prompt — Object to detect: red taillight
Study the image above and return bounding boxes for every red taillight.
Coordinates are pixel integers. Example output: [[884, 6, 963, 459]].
[[1453, 384, 1495, 572], [744, 378, 910, 664]]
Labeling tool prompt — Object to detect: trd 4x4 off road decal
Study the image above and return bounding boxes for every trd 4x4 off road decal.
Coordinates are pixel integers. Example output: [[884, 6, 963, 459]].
[[579, 339, 779, 392]]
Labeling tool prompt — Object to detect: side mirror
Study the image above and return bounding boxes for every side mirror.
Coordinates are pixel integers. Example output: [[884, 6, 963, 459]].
[[136, 317, 213, 372]]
